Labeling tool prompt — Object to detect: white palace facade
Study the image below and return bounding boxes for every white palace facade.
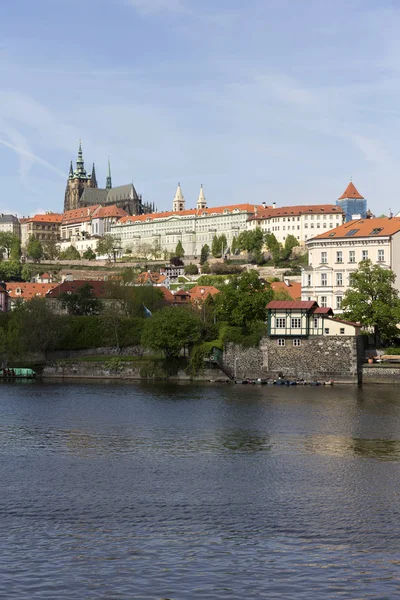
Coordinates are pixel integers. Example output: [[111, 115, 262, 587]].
[[111, 184, 266, 256]]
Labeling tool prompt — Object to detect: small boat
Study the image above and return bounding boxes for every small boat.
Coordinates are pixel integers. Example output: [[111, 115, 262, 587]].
[[0, 368, 36, 379]]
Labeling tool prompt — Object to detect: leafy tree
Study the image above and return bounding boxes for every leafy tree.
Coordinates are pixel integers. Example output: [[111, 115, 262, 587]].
[[60, 283, 102, 316], [43, 240, 60, 260], [200, 261, 210, 274], [141, 307, 203, 357], [21, 263, 33, 282], [175, 240, 185, 259], [108, 282, 164, 318], [184, 263, 199, 275], [170, 256, 184, 266], [237, 229, 264, 255], [100, 305, 125, 352], [213, 270, 273, 327], [264, 232, 281, 266], [0, 232, 19, 259], [200, 244, 210, 265], [26, 236, 44, 262], [10, 237, 22, 261], [82, 247, 96, 260], [220, 234, 227, 255], [7, 298, 61, 359], [281, 234, 299, 260], [212, 235, 222, 258], [59, 245, 81, 260], [231, 237, 239, 255], [96, 235, 122, 262], [342, 260, 400, 344], [0, 260, 22, 281]]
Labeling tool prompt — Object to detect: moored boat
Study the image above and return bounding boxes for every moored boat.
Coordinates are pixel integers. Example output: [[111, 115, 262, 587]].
[[0, 368, 36, 379]]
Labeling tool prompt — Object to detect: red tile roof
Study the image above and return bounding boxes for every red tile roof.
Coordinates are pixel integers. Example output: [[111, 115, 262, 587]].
[[62, 206, 100, 225], [314, 307, 334, 315], [47, 280, 111, 298], [136, 272, 168, 285], [189, 285, 220, 301], [338, 182, 364, 200], [249, 204, 343, 222], [267, 300, 317, 310], [118, 204, 263, 224], [6, 282, 58, 300], [92, 205, 128, 219], [159, 286, 174, 303], [327, 316, 361, 327], [270, 281, 301, 300], [311, 217, 400, 240], [25, 213, 63, 224]]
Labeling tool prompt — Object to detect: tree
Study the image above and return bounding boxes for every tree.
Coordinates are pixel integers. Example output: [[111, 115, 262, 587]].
[[10, 237, 22, 261], [184, 263, 199, 275], [96, 235, 122, 262], [264, 232, 281, 266], [213, 270, 273, 327], [281, 234, 299, 260], [220, 234, 227, 256], [170, 256, 184, 266], [141, 307, 203, 357], [60, 283, 102, 316], [82, 247, 96, 260], [231, 237, 239, 255], [0, 260, 21, 281], [200, 244, 210, 265], [7, 298, 61, 359], [175, 240, 185, 259], [21, 263, 33, 282], [237, 229, 264, 264], [59, 245, 81, 260], [342, 260, 400, 344], [26, 236, 44, 262], [212, 235, 221, 258], [43, 240, 60, 260], [100, 305, 125, 352], [0, 232, 19, 259]]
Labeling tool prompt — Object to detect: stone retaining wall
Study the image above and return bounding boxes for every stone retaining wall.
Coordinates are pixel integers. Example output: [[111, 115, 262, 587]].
[[362, 364, 400, 384]]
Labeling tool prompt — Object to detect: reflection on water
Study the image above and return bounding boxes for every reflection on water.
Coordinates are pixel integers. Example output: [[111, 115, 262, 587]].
[[0, 382, 400, 599]]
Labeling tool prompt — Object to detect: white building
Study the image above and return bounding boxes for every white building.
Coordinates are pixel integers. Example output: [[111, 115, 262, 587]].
[[111, 184, 265, 256], [0, 214, 20, 238], [301, 217, 400, 312], [248, 204, 344, 245]]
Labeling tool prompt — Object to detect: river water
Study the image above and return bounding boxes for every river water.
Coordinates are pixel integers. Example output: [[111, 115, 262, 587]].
[[0, 382, 399, 599]]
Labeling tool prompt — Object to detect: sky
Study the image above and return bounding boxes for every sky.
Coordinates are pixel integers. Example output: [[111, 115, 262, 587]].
[[1, 0, 400, 216]]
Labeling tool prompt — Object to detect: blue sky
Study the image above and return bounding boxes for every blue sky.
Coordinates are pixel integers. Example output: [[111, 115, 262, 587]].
[[1, 0, 400, 216]]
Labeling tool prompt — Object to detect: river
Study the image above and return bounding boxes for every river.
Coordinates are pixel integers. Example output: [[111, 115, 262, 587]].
[[0, 382, 399, 599]]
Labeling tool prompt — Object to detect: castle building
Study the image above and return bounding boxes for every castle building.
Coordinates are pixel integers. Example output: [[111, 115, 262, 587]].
[[336, 182, 367, 222], [63, 143, 154, 217]]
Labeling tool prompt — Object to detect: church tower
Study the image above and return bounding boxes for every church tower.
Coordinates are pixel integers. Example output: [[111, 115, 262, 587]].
[[64, 142, 97, 212], [197, 184, 207, 210], [172, 183, 185, 212]]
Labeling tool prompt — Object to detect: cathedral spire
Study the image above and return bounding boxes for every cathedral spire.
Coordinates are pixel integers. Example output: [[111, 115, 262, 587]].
[[106, 157, 112, 190], [90, 163, 98, 188], [75, 140, 87, 178], [173, 182, 185, 212], [69, 161, 74, 179], [197, 184, 207, 210]]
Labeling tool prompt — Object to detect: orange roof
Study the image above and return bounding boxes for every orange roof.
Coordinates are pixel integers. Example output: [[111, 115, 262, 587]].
[[249, 204, 343, 221], [311, 217, 400, 240], [118, 204, 263, 225], [62, 206, 100, 224], [159, 286, 174, 302], [136, 272, 168, 285], [189, 285, 220, 300], [92, 205, 128, 219], [6, 282, 58, 300], [267, 300, 317, 310], [25, 213, 63, 224], [270, 281, 301, 300], [338, 182, 364, 200]]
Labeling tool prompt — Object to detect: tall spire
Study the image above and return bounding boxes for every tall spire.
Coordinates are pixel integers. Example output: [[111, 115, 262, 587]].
[[106, 157, 112, 190], [75, 140, 87, 178], [69, 161, 74, 179], [197, 184, 207, 210], [90, 163, 98, 188], [173, 182, 185, 212]]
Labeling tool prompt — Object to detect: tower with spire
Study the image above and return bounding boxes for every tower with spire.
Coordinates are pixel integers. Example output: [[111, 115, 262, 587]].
[[172, 183, 185, 212], [336, 181, 367, 222], [64, 142, 98, 212], [106, 158, 112, 190], [197, 184, 207, 210]]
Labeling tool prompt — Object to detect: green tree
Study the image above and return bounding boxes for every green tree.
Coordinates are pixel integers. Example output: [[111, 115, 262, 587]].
[[21, 264, 33, 282], [175, 240, 185, 259], [0, 260, 21, 281], [59, 245, 81, 260], [82, 247, 96, 260], [220, 234, 227, 256], [60, 283, 102, 316], [10, 237, 22, 261], [26, 236, 44, 262], [141, 307, 203, 357], [0, 232, 19, 259], [342, 260, 400, 344], [200, 244, 210, 265], [264, 232, 281, 266], [212, 235, 222, 258], [231, 237, 238, 255], [281, 234, 299, 260], [96, 235, 122, 262], [184, 263, 199, 275], [213, 270, 273, 327], [43, 240, 60, 260]]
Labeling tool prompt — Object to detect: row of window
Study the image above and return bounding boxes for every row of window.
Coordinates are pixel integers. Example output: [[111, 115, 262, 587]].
[[321, 249, 385, 264], [276, 317, 302, 328]]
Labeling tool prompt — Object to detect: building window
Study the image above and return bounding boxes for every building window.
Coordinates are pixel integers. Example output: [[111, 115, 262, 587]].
[[293, 339, 301, 347], [321, 273, 327, 286], [320, 296, 327, 308], [349, 250, 355, 263], [324, 328, 330, 334], [378, 249, 384, 262], [314, 317, 318, 328], [321, 251, 327, 264], [307, 274, 311, 286], [277, 339, 285, 346], [362, 250, 368, 261], [340, 328, 345, 334], [276, 318, 286, 328], [336, 251, 343, 263], [336, 296, 343, 309], [336, 272, 343, 286], [291, 318, 301, 329]]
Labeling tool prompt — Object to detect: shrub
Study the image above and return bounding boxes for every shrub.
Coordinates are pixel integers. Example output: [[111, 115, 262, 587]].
[[184, 263, 199, 275]]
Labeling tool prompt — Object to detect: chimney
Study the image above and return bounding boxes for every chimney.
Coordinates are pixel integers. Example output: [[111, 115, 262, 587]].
[[262, 202, 267, 208], [388, 208, 393, 219], [284, 277, 290, 287], [272, 202, 276, 209]]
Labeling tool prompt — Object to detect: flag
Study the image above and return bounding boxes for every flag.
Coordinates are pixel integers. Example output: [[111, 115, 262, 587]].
[[143, 304, 152, 318]]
